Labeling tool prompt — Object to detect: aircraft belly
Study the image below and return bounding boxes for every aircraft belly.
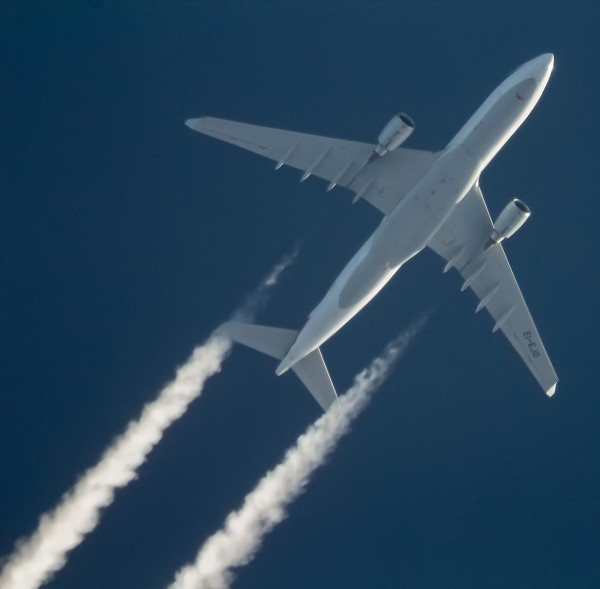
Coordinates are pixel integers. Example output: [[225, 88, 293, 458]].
[[283, 146, 478, 369], [339, 145, 477, 310], [294, 243, 376, 353], [338, 255, 397, 309]]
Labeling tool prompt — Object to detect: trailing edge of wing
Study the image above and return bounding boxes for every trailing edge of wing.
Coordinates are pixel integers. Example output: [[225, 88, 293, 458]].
[[186, 116, 438, 215]]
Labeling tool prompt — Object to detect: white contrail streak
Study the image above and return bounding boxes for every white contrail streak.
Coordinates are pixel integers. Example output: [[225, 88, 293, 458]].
[[168, 318, 427, 589], [234, 246, 300, 321], [0, 250, 298, 589]]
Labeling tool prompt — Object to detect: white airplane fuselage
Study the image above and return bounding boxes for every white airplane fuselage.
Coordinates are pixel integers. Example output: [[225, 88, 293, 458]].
[[276, 54, 554, 376]]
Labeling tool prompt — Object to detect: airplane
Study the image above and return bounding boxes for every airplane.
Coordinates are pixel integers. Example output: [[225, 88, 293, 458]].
[[186, 53, 558, 411]]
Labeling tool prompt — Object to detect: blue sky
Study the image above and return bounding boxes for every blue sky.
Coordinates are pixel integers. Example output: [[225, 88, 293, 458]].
[[2, 2, 599, 588]]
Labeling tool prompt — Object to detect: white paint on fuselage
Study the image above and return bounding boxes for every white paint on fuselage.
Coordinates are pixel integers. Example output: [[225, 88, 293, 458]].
[[275, 54, 554, 376], [447, 53, 554, 167]]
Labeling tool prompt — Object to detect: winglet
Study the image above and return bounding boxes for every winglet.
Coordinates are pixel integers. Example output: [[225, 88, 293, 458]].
[[546, 381, 558, 397]]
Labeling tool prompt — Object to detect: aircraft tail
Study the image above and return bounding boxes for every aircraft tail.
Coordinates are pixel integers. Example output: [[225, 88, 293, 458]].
[[218, 322, 338, 411]]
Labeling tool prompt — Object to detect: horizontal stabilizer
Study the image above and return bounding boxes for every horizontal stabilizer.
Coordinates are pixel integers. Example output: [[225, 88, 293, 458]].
[[292, 348, 338, 411], [218, 322, 297, 360], [218, 321, 338, 411]]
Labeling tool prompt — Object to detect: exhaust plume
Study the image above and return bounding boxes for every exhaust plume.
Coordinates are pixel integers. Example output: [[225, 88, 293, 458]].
[[168, 317, 427, 589], [0, 250, 298, 589]]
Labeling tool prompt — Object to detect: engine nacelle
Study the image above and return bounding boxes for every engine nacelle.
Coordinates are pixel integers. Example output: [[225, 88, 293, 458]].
[[375, 113, 415, 156], [487, 198, 531, 247]]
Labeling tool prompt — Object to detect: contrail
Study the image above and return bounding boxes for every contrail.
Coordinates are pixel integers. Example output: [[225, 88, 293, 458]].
[[234, 245, 300, 321], [168, 317, 427, 589], [0, 249, 299, 589]]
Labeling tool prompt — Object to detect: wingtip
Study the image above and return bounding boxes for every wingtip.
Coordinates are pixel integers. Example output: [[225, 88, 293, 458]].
[[546, 381, 558, 397], [184, 117, 205, 131]]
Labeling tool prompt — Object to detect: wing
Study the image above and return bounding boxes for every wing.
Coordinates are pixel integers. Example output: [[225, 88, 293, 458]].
[[185, 116, 437, 214], [427, 183, 558, 396]]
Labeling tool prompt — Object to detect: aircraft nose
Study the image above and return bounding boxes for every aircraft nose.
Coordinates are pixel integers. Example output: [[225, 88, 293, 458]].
[[542, 52, 555, 67], [532, 53, 554, 82]]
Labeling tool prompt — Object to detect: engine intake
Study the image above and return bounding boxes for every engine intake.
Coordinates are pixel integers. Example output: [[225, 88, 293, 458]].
[[375, 113, 415, 156], [486, 198, 531, 249]]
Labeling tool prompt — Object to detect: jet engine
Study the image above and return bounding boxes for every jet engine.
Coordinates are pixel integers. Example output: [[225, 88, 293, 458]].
[[486, 198, 531, 248], [375, 113, 415, 156]]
